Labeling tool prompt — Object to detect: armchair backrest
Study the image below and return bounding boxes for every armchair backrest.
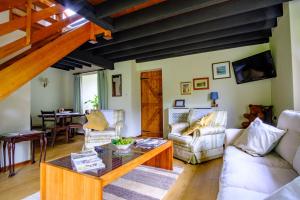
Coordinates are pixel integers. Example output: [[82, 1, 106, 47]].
[[101, 109, 124, 128], [168, 108, 212, 125]]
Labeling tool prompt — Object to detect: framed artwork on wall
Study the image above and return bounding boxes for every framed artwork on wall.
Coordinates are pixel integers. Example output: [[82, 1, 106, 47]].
[[112, 74, 122, 97], [193, 77, 209, 90], [212, 61, 231, 79], [174, 99, 185, 107], [180, 82, 192, 95]]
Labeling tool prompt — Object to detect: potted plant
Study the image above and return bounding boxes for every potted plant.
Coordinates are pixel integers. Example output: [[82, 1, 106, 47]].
[[84, 95, 99, 111]]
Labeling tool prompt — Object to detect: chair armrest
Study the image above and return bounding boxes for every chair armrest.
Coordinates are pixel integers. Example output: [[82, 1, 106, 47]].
[[225, 129, 243, 147], [169, 122, 189, 133], [198, 126, 225, 136], [115, 120, 124, 137]]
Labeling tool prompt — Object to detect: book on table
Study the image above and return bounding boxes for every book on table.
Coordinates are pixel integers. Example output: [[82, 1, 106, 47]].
[[135, 138, 167, 149], [71, 150, 105, 172]]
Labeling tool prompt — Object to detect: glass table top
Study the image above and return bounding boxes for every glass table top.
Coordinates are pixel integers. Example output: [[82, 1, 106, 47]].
[[49, 143, 157, 178]]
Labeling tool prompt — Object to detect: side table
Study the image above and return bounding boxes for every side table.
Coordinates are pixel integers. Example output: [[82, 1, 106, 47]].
[[0, 130, 47, 177]]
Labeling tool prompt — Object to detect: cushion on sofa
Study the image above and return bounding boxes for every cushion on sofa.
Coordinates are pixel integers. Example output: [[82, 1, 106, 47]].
[[265, 176, 300, 200], [224, 146, 292, 169], [276, 110, 300, 165], [85, 111, 109, 131], [293, 146, 300, 174], [220, 158, 298, 194], [234, 118, 286, 156], [169, 122, 189, 133], [217, 186, 268, 200]]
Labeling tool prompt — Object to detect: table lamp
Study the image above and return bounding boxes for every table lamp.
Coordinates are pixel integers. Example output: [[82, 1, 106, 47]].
[[210, 92, 219, 107]]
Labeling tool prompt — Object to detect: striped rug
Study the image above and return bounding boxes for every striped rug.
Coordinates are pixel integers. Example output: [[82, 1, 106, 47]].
[[23, 165, 183, 200]]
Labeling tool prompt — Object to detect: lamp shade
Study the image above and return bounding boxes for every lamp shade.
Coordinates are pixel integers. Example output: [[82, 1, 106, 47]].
[[210, 92, 219, 100]]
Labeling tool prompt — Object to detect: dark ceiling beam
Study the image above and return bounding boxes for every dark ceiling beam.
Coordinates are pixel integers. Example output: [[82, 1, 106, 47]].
[[91, 12, 279, 54], [105, 22, 276, 59], [90, 4, 282, 49], [95, 0, 148, 19], [136, 38, 270, 63], [52, 64, 73, 71], [57, 61, 82, 68], [68, 50, 114, 70], [112, 31, 271, 62], [56, 0, 114, 30], [63, 57, 92, 67], [113, 0, 230, 32]]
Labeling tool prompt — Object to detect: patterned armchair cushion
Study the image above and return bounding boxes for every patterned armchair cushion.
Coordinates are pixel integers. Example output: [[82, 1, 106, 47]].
[[198, 126, 226, 136], [169, 122, 189, 133], [188, 108, 212, 124]]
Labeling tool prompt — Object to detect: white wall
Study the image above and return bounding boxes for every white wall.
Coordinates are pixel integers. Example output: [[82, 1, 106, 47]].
[[0, 84, 31, 165], [270, 3, 294, 118], [107, 61, 141, 137], [108, 44, 272, 137], [31, 68, 74, 125], [290, 0, 300, 110]]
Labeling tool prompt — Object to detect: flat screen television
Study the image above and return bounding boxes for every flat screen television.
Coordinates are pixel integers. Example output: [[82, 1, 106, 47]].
[[232, 50, 276, 84]]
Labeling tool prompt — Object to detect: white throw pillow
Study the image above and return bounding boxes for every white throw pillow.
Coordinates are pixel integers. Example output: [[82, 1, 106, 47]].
[[265, 176, 300, 200], [234, 118, 286, 156]]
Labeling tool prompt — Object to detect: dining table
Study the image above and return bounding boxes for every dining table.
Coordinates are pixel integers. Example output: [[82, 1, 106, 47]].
[[38, 112, 85, 126]]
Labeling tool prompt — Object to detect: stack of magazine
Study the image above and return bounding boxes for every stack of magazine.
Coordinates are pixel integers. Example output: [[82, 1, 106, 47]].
[[71, 150, 105, 172], [135, 138, 167, 149]]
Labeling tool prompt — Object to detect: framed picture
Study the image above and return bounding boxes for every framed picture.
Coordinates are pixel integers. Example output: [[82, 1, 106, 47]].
[[193, 77, 209, 90], [174, 99, 185, 107], [180, 82, 192, 95], [212, 61, 231, 79], [112, 74, 122, 97]]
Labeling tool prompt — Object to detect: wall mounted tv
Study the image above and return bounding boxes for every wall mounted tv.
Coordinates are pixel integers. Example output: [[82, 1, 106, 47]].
[[232, 50, 276, 84]]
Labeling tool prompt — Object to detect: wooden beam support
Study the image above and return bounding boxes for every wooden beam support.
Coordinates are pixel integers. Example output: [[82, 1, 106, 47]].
[[103, 20, 276, 59], [67, 50, 114, 69], [57, 60, 82, 68], [95, 0, 148, 19], [52, 63, 74, 70], [26, 0, 32, 45], [0, 5, 64, 36], [89, 4, 282, 50], [0, 0, 39, 12], [112, 31, 271, 62], [63, 57, 92, 67], [136, 39, 269, 63], [113, 0, 230, 32], [0, 23, 92, 100]]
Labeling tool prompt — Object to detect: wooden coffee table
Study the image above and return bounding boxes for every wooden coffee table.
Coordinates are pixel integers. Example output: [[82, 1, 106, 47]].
[[40, 140, 173, 200]]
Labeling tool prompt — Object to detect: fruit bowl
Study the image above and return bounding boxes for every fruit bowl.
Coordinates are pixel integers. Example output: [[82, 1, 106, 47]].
[[111, 138, 134, 150]]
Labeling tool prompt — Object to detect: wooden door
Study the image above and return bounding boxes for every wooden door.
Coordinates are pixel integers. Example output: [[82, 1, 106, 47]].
[[141, 70, 163, 137]]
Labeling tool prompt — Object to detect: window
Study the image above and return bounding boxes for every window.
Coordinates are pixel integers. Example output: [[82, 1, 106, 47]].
[[81, 73, 97, 112]]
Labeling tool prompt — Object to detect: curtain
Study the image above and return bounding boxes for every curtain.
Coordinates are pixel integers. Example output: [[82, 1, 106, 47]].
[[73, 74, 82, 113], [97, 70, 108, 110]]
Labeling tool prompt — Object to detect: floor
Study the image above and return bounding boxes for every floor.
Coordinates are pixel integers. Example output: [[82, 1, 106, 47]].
[[0, 135, 223, 200]]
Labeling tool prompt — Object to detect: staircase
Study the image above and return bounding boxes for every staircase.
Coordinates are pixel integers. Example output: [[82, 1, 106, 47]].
[[0, 0, 111, 100]]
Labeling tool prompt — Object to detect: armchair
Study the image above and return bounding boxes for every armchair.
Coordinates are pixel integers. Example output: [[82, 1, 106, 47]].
[[167, 108, 227, 164], [83, 109, 124, 150]]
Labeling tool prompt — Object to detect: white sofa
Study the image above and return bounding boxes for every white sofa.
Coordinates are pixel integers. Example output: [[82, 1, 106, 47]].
[[218, 110, 300, 200], [167, 108, 227, 164], [83, 109, 124, 150]]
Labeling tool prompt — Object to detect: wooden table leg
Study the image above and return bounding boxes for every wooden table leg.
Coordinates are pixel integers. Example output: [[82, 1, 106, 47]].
[[3, 141, 6, 172], [12, 141, 16, 176], [31, 140, 36, 164], [43, 135, 47, 162], [7, 142, 15, 177]]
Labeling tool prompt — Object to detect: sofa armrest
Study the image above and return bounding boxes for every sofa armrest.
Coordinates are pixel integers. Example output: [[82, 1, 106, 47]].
[[198, 126, 225, 136], [169, 122, 189, 133], [225, 128, 243, 147]]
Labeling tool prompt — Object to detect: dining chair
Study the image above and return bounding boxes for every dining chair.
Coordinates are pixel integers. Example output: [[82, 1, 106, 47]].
[[41, 110, 69, 147]]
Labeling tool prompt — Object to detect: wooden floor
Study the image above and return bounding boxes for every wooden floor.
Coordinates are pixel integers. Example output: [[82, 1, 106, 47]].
[[0, 135, 223, 200]]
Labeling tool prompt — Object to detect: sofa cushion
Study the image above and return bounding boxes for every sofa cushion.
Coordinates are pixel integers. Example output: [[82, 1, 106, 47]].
[[234, 118, 286, 156], [276, 110, 300, 165], [101, 110, 124, 128], [293, 146, 300, 174], [187, 108, 212, 124], [217, 186, 268, 200], [168, 132, 193, 146], [85, 111, 109, 131], [224, 146, 292, 169], [265, 176, 300, 200], [220, 158, 298, 194]]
